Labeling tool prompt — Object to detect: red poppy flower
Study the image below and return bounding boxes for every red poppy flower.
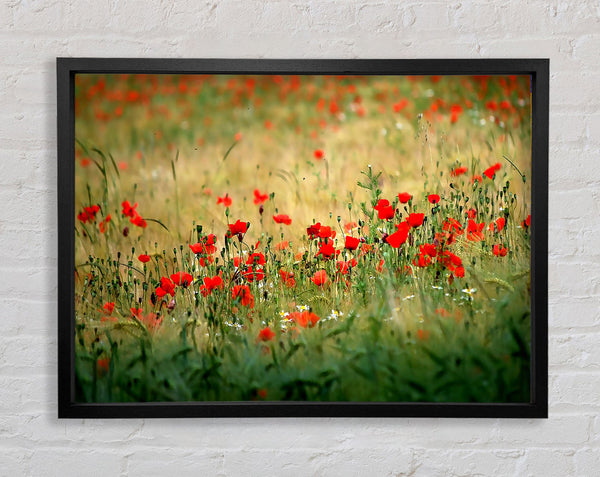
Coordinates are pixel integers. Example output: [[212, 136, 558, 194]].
[[318, 225, 335, 239], [435, 308, 451, 318], [315, 239, 337, 259], [189, 242, 216, 255], [486, 100, 498, 111], [161, 276, 175, 292], [483, 163, 501, 179], [258, 327, 276, 342], [450, 107, 462, 123], [386, 222, 409, 248], [279, 269, 296, 287], [359, 243, 373, 256], [446, 251, 462, 267], [232, 284, 254, 308], [393, 99, 408, 112], [273, 214, 292, 225], [408, 213, 425, 228], [307, 222, 321, 239], [99, 214, 111, 233], [139, 312, 162, 331], [345, 236, 360, 250], [466, 219, 485, 241], [472, 175, 483, 183], [451, 166, 468, 177], [234, 132, 243, 141], [454, 266, 465, 278], [170, 272, 193, 287], [103, 302, 115, 314], [493, 244, 508, 257], [427, 194, 441, 204], [138, 254, 150, 263], [376, 259, 385, 273], [243, 266, 265, 282], [344, 221, 358, 233], [228, 220, 249, 239], [329, 100, 339, 115], [291, 310, 320, 328], [217, 194, 232, 207], [450, 104, 463, 114], [337, 258, 357, 275], [232, 256, 243, 268], [311, 269, 329, 287], [257, 388, 268, 399], [441, 217, 462, 235], [419, 243, 438, 258], [439, 251, 462, 273], [313, 149, 325, 160], [130, 307, 143, 318], [500, 100, 511, 110], [130, 214, 147, 228], [398, 192, 412, 203], [97, 358, 110, 375], [414, 253, 431, 268], [77, 204, 101, 223], [204, 234, 217, 245], [522, 214, 531, 228], [246, 252, 266, 266], [275, 241, 289, 251], [253, 189, 269, 205], [489, 217, 506, 233], [467, 208, 477, 219], [374, 199, 395, 220], [305, 311, 321, 327], [121, 200, 137, 218], [197, 256, 214, 267], [200, 275, 223, 296], [483, 166, 496, 179], [156, 276, 175, 298]]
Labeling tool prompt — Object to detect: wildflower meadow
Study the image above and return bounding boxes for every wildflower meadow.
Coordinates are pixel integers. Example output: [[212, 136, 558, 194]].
[[74, 73, 532, 403]]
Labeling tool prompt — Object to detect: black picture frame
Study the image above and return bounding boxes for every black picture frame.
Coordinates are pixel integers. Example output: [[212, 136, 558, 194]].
[[58, 58, 548, 418]]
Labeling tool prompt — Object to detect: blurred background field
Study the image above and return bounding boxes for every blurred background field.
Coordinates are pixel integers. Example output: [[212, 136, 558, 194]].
[[73, 73, 533, 403], [75, 73, 531, 251]]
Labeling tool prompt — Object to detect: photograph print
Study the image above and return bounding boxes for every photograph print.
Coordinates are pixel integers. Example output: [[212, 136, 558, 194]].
[[67, 64, 537, 411]]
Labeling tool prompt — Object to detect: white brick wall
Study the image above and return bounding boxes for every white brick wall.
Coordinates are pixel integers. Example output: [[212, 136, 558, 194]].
[[0, 0, 598, 475]]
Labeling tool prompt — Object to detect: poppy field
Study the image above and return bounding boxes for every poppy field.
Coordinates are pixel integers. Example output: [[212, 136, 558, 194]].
[[73, 72, 532, 403]]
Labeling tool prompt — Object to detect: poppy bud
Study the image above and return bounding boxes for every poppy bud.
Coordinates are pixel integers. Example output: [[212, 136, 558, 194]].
[[259, 205, 264, 216], [123, 227, 129, 237]]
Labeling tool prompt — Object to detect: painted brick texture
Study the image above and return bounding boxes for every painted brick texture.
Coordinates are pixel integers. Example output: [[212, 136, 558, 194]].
[[0, 1, 598, 475]]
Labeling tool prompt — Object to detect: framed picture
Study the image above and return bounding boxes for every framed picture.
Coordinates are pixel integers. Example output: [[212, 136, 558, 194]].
[[58, 58, 548, 418]]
